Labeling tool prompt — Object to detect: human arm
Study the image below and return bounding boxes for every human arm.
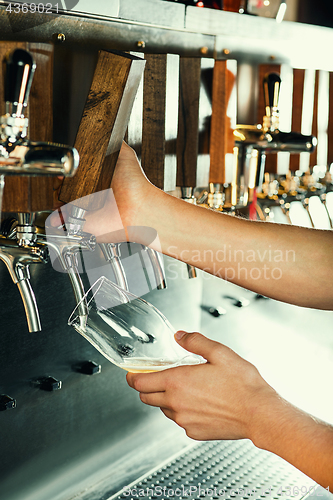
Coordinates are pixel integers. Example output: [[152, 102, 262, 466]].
[[83, 142, 333, 310], [126, 331, 333, 489]]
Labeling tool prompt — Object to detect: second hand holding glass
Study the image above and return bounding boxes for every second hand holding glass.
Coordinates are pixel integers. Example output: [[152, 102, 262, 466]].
[[69, 276, 206, 373]]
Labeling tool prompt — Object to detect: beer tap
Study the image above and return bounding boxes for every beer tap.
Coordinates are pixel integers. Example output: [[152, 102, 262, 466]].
[[99, 243, 128, 291], [234, 73, 317, 211], [50, 50, 146, 304], [0, 48, 79, 332], [141, 246, 167, 289], [40, 214, 96, 318], [0, 49, 78, 179], [0, 215, 48, 332]]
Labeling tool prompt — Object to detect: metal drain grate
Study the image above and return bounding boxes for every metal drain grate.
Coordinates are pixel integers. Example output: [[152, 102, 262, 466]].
[[110, 439, 315, 500]]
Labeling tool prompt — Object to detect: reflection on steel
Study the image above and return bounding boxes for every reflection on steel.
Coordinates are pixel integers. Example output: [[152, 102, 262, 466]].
[[0, 142, 79, 176]]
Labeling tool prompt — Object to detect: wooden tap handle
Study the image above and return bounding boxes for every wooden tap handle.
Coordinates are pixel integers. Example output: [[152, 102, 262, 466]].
[[58, 50, 145, 211], [209, 59, 237, 184], [176, 57, 201, 188], [141, 53, 179, 192]]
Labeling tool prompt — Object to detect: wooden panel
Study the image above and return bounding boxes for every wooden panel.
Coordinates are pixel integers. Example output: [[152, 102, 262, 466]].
[[309, 70, 319, 168], [223, 0, 241, 12], [209, 60, 236, 184], [142, 54, 167, 190], [289, 69, 305, 172], [176, 57, 201, 188], [328, 72, 333, 167], [28, 43, 55, 212], [141, 53, 179, 191], [59, 51, 145, 210], [257, 63, 281, 174]]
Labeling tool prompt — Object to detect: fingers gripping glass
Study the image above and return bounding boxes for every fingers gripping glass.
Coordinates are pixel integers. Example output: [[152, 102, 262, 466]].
[[68, 277, 206, 372]]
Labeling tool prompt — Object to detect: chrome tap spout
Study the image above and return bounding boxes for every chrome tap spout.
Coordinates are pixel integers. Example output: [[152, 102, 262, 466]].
[[0, 236, 48, 332], [40, 224, 96, 318], [0, 140, 79, 177], [100, 243, 129, 291], [180, 188, 197, 279], [142, 246, 167, 290]]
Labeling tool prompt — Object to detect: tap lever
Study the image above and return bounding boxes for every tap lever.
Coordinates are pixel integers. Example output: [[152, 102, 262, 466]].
[[263, 73, 281, 132], [4, 49, 36, 118], [265, 130, 317, 153]]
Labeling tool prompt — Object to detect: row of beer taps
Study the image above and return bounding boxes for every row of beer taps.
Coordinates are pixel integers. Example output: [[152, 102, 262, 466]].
[[255, 168, 333, 228], [0, 48, 166, 333], [0, 48, 324, 333]]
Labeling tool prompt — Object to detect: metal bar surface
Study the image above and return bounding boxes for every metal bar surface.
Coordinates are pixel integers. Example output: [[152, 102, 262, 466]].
[[1, 4, 333, 67], [0, 7, 215, 57]]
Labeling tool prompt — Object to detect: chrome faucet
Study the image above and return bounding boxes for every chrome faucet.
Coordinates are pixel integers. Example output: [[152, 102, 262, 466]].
[[0, 48, 79, 332], [99, 243, 129, 291], [43, 206, 96, 318], [0, 215, 48, 332], [141, 246, 167, 290], [215, 73, 317, 210], [0, 49, 78, 179]]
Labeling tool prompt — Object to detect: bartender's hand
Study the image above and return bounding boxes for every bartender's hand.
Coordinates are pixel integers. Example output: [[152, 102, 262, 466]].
[[49, 142, 159, 241], [126, 331, 275, 441], [127, 332, 333, 489], [82, 142, 158, 240]]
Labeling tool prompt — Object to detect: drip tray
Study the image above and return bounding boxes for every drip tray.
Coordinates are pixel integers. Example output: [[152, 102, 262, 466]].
[[110, 439, 316, 500]]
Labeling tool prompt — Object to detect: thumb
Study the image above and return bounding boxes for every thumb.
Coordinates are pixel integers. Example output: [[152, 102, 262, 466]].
[[46, 208, 65, 228], [175, 331, 221, 364]]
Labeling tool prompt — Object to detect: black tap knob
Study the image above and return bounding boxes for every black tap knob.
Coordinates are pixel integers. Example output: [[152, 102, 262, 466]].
[[263, 73, 281, 131], [31, 376, 62, 391], [208, 306, 227, 317], [263, 73, 281, 112], [74, 360, 101, 375], [4, 49, 36, 118], [0, 394, 16, 411]]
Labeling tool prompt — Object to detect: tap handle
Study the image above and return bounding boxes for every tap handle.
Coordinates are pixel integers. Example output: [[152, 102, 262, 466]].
[[263, 72, 281, 113], [4, 49, 36, 117], [263, 73, 281, 132]]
